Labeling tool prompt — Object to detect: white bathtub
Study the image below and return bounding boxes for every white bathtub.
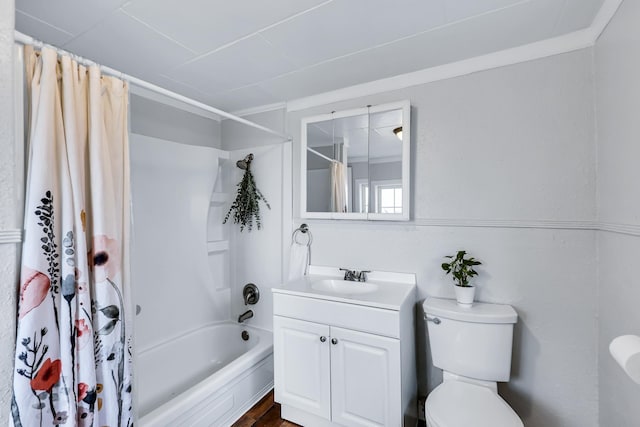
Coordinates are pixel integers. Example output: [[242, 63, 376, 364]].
[[137, 322, 273, 427]]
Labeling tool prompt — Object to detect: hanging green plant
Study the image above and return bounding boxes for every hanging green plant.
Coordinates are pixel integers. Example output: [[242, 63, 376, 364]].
[[223, 153, 271, 232]]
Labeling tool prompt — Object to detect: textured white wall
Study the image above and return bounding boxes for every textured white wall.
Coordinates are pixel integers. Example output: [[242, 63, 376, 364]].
[[594, 0, 640, 425], [0, 0, 17, 424], [289, 49, 598, 427], [291, 50, 596, 223]]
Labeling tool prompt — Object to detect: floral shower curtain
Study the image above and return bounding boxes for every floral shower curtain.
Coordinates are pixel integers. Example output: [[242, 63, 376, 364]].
[[12, 46, 134, 427]]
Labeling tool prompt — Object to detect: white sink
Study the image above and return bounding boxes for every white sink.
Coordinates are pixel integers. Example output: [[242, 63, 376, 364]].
[[274, 266, 416, 310], [311, 279, 379, 295]]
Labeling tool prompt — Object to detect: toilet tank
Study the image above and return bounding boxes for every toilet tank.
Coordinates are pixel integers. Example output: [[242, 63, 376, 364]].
[[424, 297, 518, 382]]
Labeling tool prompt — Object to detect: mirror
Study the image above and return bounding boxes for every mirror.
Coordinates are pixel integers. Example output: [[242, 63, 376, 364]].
[[301, 100, 410, 220]]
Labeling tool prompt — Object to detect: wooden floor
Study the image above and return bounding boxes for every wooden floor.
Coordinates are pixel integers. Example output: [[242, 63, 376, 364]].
[[233, 391, 427, 427], [232, 390, 300, 427]]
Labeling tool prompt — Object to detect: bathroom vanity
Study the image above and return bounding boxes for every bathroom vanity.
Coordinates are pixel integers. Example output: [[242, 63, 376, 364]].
[[272, 266, 417, 427]]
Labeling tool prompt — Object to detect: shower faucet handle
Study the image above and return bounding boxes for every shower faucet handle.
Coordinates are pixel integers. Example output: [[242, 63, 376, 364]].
[[243, 283, 260, 305]]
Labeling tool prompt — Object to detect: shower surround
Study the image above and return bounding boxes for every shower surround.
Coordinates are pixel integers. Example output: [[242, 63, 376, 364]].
[[130, 135, 276, 425]]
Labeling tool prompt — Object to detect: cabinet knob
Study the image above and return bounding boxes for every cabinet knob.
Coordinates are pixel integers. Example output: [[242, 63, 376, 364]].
[[320, 336, 326, 343], [331, 338, 338, 345]]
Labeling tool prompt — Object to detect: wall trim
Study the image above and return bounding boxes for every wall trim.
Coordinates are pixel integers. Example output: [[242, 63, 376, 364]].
[[297, 218, 640, 235], [284, 0, 623, 113], [297, 218, 599, 230], [598, 222, 640, 237], [6, 221, 638, 242], [0, 230, 23, 244], [412, 219, 599, 230]]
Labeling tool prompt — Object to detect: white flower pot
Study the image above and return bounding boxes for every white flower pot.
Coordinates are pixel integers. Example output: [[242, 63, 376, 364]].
[[454, 285, 476, 307]]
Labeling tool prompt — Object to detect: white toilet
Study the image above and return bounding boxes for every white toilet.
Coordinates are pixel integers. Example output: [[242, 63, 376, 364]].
[[423, 297, 524, 427]]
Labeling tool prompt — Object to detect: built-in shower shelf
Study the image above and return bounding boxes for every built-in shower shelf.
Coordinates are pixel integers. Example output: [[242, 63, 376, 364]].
[[210, 192, 230, 206], [207, 240, 229, 253]]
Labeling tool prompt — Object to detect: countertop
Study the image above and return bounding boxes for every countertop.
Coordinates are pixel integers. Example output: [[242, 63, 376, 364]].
[[272, 265, 416, 311]]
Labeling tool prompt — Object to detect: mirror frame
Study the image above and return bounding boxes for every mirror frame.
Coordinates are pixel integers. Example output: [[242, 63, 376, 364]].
[[300, 100, 411, 221]]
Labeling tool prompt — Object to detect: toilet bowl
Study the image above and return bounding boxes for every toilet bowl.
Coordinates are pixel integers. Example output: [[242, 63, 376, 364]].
[[425, 380, 522, 427], [423, 297, 523, 427]]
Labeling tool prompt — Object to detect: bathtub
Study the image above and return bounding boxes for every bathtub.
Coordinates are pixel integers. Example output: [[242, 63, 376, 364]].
[[137, 322, 273, 427]]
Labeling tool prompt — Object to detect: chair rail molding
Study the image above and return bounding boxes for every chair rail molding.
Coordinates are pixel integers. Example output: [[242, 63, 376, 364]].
[[292, 218, 640, 236], [413, 219, 598, 230], [598, 222, 640, 237]]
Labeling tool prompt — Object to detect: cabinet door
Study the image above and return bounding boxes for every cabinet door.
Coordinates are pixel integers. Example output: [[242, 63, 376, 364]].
[[273, 316, 331, 419], [330, 327, 401, 427]]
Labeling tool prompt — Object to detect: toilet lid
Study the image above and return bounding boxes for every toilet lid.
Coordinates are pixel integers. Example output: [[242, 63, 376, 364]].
[[425, 381, 523, 427]]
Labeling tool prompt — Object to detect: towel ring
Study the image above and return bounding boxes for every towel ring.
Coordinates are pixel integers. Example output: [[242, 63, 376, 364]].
[[292, 223, 313, 246]]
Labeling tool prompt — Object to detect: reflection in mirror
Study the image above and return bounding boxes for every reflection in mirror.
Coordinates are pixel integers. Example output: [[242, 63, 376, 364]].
[[301, 100, 410, 220], [368, 109, 403, 214], [306, 113, 368, 213]]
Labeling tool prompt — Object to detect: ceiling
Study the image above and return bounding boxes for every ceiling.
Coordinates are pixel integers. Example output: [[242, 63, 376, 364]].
[[15, 0, 605, 114]]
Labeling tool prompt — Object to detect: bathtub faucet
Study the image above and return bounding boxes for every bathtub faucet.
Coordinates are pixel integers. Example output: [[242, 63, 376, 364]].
[[238, 310, 254, 323]]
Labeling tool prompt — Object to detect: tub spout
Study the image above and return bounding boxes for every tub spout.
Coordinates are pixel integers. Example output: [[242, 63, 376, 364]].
[[238, 310, 254, 323]]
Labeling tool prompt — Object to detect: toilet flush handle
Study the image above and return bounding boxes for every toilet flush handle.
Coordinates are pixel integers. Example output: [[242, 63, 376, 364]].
[[425, 316, 441, 325]]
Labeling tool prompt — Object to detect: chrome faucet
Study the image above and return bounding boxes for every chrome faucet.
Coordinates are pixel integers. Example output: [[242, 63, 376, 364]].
[[340, 268, 357, 281], [356, 270, 370, 282], [238, 310, 254, 323], [340, 268, 371, 282]]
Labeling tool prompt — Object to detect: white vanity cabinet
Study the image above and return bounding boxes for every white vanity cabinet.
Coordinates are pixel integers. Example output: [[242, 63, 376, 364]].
[[328, 325, 402, 427], [273, 317, 332, 419], [274, 316, 402, 426], [272, 267, 416, 427]]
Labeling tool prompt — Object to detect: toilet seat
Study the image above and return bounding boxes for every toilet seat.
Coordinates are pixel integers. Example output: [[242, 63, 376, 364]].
[[425, 381, 523, 427]]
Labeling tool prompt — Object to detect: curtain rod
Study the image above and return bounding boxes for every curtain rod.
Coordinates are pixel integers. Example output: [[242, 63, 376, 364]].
[[13, 30, 292, 141], [307, 147, 334, 163]]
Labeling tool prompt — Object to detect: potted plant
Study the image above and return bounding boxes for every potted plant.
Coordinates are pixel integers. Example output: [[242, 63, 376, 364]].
[[441, 250, 482, 307]]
